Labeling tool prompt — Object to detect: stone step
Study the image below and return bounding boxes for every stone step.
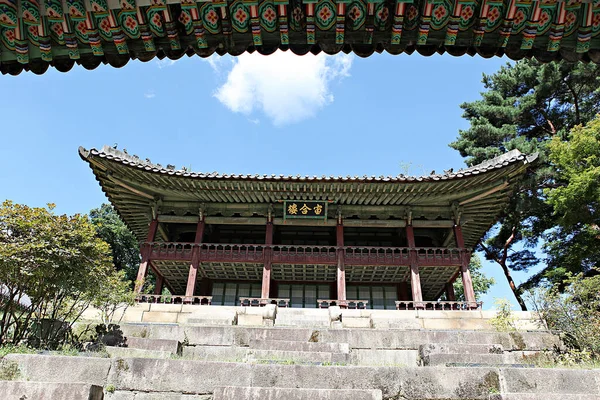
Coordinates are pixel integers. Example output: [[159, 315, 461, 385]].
[[248, 339, 350, 353], [419, 343, 505, 357], [423, 353, 529, 366], [3, 354, 110, 386], [490, 394, 600, 400], [106, 391, 212, 399], [213, 387, 383, 400], [185, 318, 236, 325], [118, 324, 562, 351], [124, 337, 181, 354], [0, 381, 103, 400], [248, 349, 349, 364], [106, 346, 173, 359], [7, 354, 600, 398], [275, 316, 330, 327], [181, 345, 249, 362], [350, 349, 419, 367]]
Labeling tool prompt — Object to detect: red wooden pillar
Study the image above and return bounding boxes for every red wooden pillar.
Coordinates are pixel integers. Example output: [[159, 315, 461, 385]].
[[261, 218, 274, 299], [454, 225, 476, 306], [154, 274, 164, 295], [406, 225, 423, 305], [135, 218, 159, 293], [185, 217, 205, 300], [445, 282, 456, 301], [336, 222, 346, 302]]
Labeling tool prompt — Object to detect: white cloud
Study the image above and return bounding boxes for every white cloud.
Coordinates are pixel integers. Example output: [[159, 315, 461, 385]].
[[211, 51, 353, 126], [144, 90, 156, 99], [156, 59, 176, 69]]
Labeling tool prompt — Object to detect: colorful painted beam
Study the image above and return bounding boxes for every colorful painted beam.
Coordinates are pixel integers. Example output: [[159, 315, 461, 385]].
[[1, 0, 599, 73]]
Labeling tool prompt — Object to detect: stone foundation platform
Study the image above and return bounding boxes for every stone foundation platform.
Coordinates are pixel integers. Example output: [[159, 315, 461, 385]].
[[1, 305, 598, 399]]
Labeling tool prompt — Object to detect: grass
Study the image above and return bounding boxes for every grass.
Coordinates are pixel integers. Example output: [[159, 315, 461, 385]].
[[0, 344, 37, 358], [521, 351, 600, 369]]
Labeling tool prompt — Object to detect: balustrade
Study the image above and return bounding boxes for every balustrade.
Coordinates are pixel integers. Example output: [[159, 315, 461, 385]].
[[395, 300, 481, 310], [148, 242, 194, 260], [136, 294, 212, 305], [271, 245, 338, 264], [344, 246, 410, 266], [239, 297, 290, 307], [416, 248, 464, 266], [144, 242, 466, 267], [317, 299, 369, 309], [199, 243, 265, 263]]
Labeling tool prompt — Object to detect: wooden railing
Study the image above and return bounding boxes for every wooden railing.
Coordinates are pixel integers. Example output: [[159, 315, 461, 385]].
[[136, 294, 212, 305], [199, 244, 265, 263], [395, 300, 482, 310], [148, 242, 194, 260], [144, 242, 466, 267], [416, 248, 464, 266], [344, 246, 410, 266], [239, 297, 290, 307], [272, 245, 338, 265]]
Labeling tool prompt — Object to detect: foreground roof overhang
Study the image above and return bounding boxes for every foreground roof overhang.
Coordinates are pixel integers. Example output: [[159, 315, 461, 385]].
[[2, 0, 600, 75], [80, 145, 537, 248]]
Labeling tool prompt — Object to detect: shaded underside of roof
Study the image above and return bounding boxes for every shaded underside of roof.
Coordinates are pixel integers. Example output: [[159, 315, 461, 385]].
[[79, 145, 536, 248], [153, 260, 458, 299], [1, 0, 600, 75]]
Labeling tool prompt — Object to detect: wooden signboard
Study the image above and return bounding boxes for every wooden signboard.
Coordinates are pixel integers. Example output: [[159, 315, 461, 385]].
[[283, 201, 328, 220]]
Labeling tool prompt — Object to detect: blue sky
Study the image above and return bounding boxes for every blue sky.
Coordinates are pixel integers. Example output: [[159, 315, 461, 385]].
[[0, 51, 537, 309]]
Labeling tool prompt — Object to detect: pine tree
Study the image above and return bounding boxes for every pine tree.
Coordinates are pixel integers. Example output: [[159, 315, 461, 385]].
[[450, 60, 600, 309]]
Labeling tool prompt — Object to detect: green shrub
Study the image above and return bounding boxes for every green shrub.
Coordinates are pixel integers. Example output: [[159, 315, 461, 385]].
[[528, 271, 600, 360], [490, 298, 517, 332]]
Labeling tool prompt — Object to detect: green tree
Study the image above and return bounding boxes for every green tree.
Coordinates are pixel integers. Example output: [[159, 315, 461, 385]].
[[450, 60, 600, 309], [452, 254, 495, 302], [543, 117, 600, 281], [89, 204, 140, 285], [0, 201, 128, 347]]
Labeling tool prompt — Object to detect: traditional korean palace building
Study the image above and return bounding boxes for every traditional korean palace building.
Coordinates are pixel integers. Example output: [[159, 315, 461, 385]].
[[80, 146, 536, 309], [1, 0, 600, 75]]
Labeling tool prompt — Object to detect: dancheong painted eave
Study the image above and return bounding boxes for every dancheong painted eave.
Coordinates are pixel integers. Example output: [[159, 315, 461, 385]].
[[79, 145, 537, 248], [1, 0, 600, 75]]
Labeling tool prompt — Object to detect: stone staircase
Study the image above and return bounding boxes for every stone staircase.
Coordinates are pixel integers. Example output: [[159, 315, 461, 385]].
[[1, 309, 599, 399]]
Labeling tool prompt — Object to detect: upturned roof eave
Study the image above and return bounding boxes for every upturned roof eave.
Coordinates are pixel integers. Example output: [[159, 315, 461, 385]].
[[79, 146, 536, 186]]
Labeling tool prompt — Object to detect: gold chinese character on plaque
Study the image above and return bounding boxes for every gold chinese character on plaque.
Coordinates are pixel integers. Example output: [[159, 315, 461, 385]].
[[288, 203, 298, 215], [300, 203, 312, 215], [314, 204, 323, 215]]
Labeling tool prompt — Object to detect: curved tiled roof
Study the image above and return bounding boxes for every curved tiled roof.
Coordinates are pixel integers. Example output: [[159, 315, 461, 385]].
[[79, 146, 535, 183], [80, 145, 537, 248]]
